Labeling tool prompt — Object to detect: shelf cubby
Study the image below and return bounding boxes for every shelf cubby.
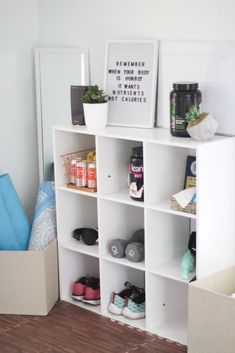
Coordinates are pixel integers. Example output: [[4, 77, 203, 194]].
[[58, 248, 100, 311], [144, 142, 195, 207], [145, 210, 189, 273], [96, 136, 142, 196], [53, 129, 96, 187], [146, 273, 188, 345], [100, 259, 146, 329], [56, 190, 98, 246], [98, 199, 144, 254]]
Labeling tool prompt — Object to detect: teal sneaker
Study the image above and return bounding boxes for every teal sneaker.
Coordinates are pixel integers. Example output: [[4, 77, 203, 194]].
[[122, 291, 145, 319], [108, 282, 140, 315]]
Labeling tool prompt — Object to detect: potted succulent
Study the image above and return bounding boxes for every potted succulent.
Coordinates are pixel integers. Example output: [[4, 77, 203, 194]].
[[185, 106, 218, 141], [82, 85, 108, 129]]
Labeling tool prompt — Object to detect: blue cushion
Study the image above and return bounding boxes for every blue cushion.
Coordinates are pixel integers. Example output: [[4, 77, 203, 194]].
[[0, 174, 31, 250], [28, 181, 56, 251]]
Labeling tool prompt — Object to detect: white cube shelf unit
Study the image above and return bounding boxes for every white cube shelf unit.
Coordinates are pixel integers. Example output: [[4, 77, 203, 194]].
[[53, 125, 235, 345]]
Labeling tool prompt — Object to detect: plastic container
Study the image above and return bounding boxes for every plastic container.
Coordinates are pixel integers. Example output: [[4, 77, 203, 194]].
[[170, 82, 202, 137], [128, 146, 144, 201]]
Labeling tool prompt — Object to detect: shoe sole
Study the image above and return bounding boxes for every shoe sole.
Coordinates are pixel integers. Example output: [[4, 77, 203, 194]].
[[71, 295, 84, 301], [108, 302, 123, 315], [122, 307, 145, 319], [82, 298, 100, 306]]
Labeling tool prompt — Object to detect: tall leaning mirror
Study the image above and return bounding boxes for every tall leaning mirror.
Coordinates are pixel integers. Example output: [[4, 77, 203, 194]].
[[35, 48, 89, 182]]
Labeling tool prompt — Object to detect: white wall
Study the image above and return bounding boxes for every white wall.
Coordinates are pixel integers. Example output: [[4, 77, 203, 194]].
[[1, 0, 235, 219], [38, 0, 235, 86], [0, 0, 39, 219]]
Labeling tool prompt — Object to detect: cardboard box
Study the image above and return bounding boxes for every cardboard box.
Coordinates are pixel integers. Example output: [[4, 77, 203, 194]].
[[0, 240, 59, 315], [188, 266, 235, 353]]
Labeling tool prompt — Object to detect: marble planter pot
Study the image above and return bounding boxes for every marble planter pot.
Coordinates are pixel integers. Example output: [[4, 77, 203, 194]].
[[83, 102, 108, 129], [187, 113, 218, 141]]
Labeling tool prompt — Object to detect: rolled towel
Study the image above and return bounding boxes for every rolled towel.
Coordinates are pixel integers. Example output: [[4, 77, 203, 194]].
[[0, 174, 31, 250], [28, 181, 56, 251]]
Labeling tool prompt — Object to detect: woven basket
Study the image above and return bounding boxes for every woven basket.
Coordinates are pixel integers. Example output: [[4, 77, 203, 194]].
[[170, 197, 196, 214]]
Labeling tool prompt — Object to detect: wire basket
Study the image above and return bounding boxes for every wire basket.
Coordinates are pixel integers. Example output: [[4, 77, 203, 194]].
[[60, 149, 96, 192]]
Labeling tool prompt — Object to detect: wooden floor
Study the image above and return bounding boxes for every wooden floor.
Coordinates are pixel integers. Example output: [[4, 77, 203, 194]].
[[0, 301, 187, 353]]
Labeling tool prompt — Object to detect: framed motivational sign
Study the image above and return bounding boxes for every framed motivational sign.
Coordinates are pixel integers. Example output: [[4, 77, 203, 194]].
[[104, 40, 158, 128]]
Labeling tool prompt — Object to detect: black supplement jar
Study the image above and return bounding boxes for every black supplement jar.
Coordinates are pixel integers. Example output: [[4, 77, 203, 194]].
[[170, 82, 202, 137], [128, 146, 144, 202]]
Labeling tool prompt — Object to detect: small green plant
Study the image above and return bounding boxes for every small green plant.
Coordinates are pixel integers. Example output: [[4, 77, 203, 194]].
[[82, 85, 108, 104], [185, 105, 200, 123]]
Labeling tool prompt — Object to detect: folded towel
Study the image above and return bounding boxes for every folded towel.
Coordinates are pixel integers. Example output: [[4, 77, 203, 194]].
[[0, 174, 31, 250], [28, 181, 56, 251]]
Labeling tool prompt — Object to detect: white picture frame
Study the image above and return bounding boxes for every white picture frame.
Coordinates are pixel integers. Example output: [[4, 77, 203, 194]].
[[104, 40, 158, 128]]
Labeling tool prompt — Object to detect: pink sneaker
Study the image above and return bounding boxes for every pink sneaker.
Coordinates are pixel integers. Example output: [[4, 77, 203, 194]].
[[72, 276, 89, 301], [83, 277, 100, 306]]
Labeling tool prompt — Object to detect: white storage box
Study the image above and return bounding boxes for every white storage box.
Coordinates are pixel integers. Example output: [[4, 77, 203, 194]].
[[0, 240, 59, 315], [188, 266, 235, 353]]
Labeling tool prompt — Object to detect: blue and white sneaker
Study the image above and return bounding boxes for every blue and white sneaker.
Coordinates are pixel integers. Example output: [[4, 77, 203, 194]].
[[108, 282, 139, 315], [122, 291, 145, 319]]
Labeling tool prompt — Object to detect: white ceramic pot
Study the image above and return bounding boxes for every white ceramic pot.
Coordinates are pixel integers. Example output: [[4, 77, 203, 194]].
[[187, 113, 218, 141], [83, 102, 108, 129]]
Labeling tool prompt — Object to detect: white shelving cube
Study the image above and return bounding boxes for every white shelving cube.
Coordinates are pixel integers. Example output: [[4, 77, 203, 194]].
[[53, 125, 235, 345]]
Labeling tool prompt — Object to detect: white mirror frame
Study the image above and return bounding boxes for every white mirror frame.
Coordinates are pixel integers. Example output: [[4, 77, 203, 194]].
[[35, 48, 89, 182]]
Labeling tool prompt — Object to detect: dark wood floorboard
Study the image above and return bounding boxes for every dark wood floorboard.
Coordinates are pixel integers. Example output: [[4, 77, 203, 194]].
[[0, 301, 187, 353]]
